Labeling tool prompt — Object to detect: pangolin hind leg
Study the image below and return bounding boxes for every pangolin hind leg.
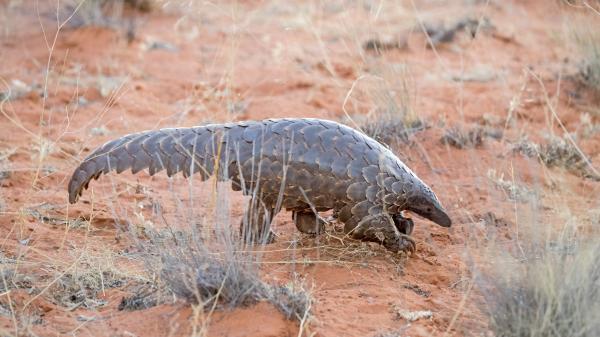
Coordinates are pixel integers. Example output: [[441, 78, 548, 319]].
[[292, 210, 326, 235], [350, 213, 416, 254], [240, 198, 277, 244]]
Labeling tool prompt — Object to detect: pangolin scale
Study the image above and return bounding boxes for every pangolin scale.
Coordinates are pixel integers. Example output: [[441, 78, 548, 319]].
[[68, 118, 451, 253]]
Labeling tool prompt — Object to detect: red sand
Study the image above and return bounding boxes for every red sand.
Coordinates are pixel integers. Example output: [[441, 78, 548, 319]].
[[0, 1, 599, 336]]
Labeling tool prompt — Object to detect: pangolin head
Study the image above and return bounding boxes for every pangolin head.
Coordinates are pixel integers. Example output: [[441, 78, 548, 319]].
[[406, 185, 452, 228]]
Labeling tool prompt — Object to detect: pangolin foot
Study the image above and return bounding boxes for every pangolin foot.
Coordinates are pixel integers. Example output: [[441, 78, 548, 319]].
[[386, 233, 416, 255], [353, 213, 416, 255]]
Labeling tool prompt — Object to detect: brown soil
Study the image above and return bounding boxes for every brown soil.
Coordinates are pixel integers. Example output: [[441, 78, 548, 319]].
[[1, 1, 599, 336]]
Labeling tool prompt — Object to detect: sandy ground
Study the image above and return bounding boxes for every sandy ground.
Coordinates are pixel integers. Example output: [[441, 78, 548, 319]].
[[0, 0, 599, 336]]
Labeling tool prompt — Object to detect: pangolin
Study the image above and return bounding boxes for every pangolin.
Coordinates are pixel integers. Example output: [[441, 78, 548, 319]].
[[68, 118, 451, 253]]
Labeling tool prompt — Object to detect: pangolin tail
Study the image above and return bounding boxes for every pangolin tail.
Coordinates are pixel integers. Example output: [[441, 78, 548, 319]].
[[67, 126, 243, 204]]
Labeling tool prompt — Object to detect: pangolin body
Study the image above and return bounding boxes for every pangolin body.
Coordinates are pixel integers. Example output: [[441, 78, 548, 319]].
[[68, 118, 451, 252]]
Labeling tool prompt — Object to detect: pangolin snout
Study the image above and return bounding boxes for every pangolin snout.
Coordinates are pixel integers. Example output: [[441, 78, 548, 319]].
[[407, 197, 452, 228], [430, 208, 452, 227]]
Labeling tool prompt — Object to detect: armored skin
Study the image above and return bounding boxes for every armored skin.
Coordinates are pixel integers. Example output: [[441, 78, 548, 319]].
[[68, 118, 451, 253]]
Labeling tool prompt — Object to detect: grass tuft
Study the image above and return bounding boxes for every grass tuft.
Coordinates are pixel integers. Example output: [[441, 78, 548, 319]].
[[118, 283, 167, 311], [358, 65, 425, 144], [0, 148, 13, 181], [63, 0, 155, 39], [441, 126, 485, 149], [140, 226, 312, 321], [47, 249, 140, 310], [361, 116, 425, 145], [487, 169, 536, 203], [513, 135, 599, 181], [51, 271, 123, 309], [480, 241, 600, 337], [572, 17, 600, 91]]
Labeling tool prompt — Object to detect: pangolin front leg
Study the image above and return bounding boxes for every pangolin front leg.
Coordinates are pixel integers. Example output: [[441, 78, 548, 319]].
[[240, 198, 277, 244], [292, 210, 326, 235], [393, 213, 415, 236], [351, 213, 416, 254]]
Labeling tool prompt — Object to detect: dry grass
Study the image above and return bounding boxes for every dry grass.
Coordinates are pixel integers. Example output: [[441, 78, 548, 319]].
[[62, 0, 155, 39], [137, 225, 312, 321], [480, 239, 600, 337], [361, 116, 425, 145], [0, 247, 142, 334], [0, 148, 14, 181], [355, 64, 425, 145], [440, 124, 503, 149], [441, 126, 485, 149], [487, 169, 537, 203], [512, 134, 600, 181], [118, 283, 166, 311], [45, 248, 145, 310], [571, 14, 600, 91], [111, 176, 314, 324]]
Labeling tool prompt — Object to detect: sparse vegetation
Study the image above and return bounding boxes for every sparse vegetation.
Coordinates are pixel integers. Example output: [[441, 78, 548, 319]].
[[48, 249, 143, 309], [361, 116, 425, 145], [423, 17, 484, 47], [0, 269, 34, 295], [63, 0, 155, 39], [487, 169, 536, 203], [139, 227, 312, 321], [1, 1, 600, 336], [480, 240, 600, 337], [513, 135, 600, 180], [363, 36, 406, 53], [572, 15, 600, 91], [356, 64, 426, 144], [23, 203, 88, 228], [118, 283, 170, 311], [0, 148, 14, 181], [440, 125, 503, 149], [51, 271, 122, 309], [441, 126, 485, 149]]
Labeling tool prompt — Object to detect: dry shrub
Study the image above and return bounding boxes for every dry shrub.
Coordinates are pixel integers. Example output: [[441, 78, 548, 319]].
[[353, 64, 425, 144], [476, 193, 600, 337], [138, 227, 312, 320], [123, 0, 154, 12], [47, 249, 141, 309], [0, 269, 34, 294], [361, 116, 425, 145], [123, 177, 313, 321], [440, 125, 504, 149], [571, 14, 600, 91], [513, 135, 599, 180], [63, 0, 154, 30], [363, 66, 426, 143], [487, 169, 536, 203], [0, 148, 15, 181], [51, 271, 123, 309], [441, 126, 485, 149], [480, 240, 600, 337], [118, 282, 166, 311]]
